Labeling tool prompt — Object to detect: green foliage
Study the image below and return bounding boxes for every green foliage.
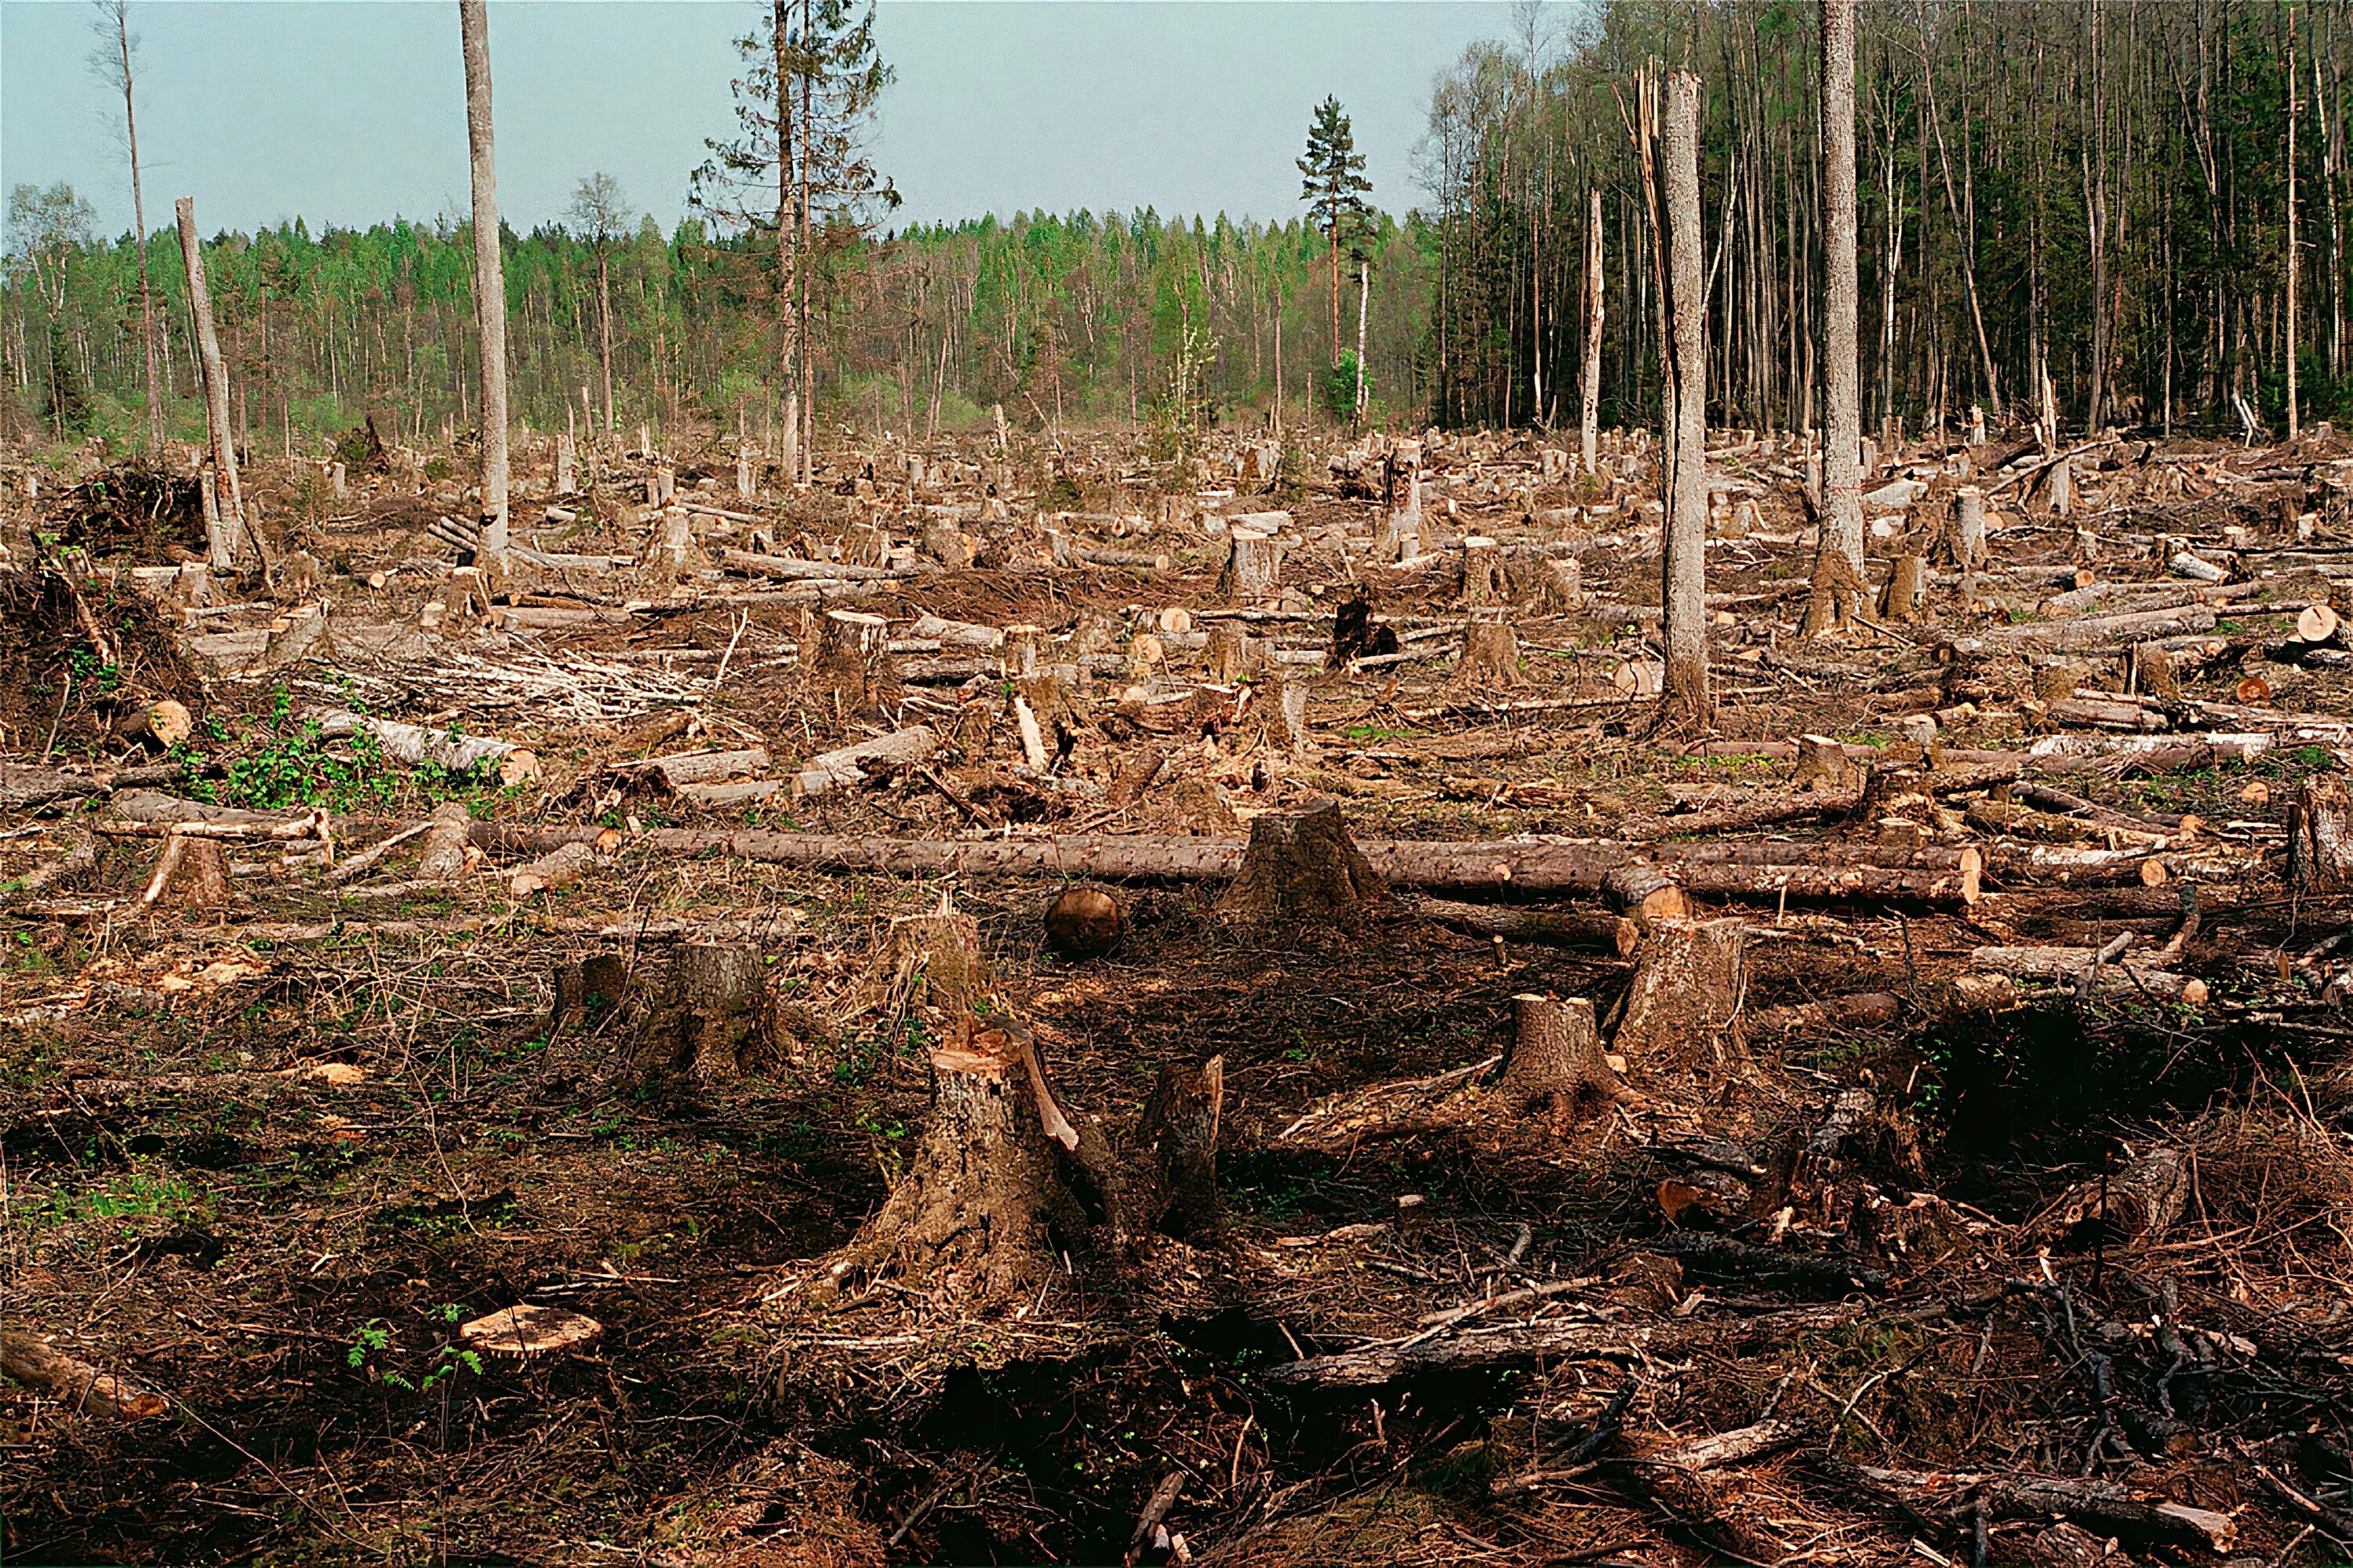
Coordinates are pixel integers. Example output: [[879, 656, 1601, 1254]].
[[1324, 351, 1365, 420]]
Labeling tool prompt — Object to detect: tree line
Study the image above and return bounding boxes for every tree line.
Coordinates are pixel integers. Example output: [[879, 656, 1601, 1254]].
[[1429, 0, 2353, 440]]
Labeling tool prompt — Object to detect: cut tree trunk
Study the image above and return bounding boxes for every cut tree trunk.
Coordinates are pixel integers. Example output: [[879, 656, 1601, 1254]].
[[1609, 918, 1746, 1067], [1460, 535, 1503, 604], [1493, 995, 1629, 1115], [2028, 1146, 2189, 1249], [1217, 799, 1392, 930]]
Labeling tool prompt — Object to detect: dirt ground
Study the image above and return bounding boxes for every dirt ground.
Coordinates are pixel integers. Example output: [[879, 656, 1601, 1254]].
[[5, 420, 2353, 1566]]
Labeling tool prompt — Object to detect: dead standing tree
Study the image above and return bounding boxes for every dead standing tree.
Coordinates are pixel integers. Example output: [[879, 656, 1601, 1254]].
[[1804, 0, 1865, 638], [93, 2, 163, 457], [1580, 186, 1605, 477], [173, 197, 245, 574], [459, 0, 511, 567], [1660, 69, 1711, 729]]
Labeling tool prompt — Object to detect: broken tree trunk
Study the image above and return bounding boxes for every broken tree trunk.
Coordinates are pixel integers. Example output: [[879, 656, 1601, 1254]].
[[1659, 69, 1711, 727], [1216, 799, 1391, 930], [175, 197, 245, 573]]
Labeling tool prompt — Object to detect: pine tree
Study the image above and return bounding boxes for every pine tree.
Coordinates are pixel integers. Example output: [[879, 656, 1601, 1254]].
[[1298, 95, 1372, 371]]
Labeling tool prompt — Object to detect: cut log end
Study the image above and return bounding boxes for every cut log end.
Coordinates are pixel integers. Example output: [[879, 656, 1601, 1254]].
[[458, 1304, 604, 1363]]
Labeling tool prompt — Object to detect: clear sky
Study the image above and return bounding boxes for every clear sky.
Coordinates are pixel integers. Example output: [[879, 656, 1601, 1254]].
[[2, 1, 1518, 245]]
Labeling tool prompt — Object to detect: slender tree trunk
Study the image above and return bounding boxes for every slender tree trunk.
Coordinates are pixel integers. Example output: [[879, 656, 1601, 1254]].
[[798, 0, 815, 486], [1808, 0, 1865, 636], [176, 198, 243, 571], [1329, 231, 1342, 370], [1581, 187, 1605, 475], [597, 251, 615, 437], [2288, 2, 2302, 441], [110, 9, 163, 457], [1355, 256, 1370, 418], [1661, 71, 1711, 729], [459, 0, 510, 565]]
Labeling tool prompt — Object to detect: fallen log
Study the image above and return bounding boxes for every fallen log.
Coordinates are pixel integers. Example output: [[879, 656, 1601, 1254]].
[[795, 726, 938, 797], [1262, 1301, 1874, 1387], [0, 1332, 168, 1420], [311, 710, 526, 776], [0, 765, 107, 813], [719, 548, 910, 584], [1969, 944, 2207, 1004], [1943, 605, 2217, 656], [464, 824, 1991, 904], [1843, 1462, 2235, 1555]]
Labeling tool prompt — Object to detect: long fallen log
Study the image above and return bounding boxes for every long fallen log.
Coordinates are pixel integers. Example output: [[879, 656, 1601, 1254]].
[[718, 548, 911, 584], [1944, 604, 2217, 655], [462, 824, 1988, 904], [0, 1331, 168, 1420], [1842, 1462, 2236, 1555], [1262, 1301, 1878, 1387]]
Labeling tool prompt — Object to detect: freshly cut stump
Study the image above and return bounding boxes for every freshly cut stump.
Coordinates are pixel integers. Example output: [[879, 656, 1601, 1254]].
[[1603, 864, 1689, 930], [813, 1017, 1086, 1311], [148, 836, 230, 912], [1609, 917, 1747, 1067], [1493, 995, 1629, 1118], [1217, 799, 1391, 930], [458, 1304, 604, 1365], [658, 940, 768, 1079]]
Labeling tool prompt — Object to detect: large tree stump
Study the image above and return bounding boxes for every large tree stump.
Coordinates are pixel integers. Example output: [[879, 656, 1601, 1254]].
[[1460, 535, 1502, 604], [1493, 995, 1629, 1117], [813, 609, 890, 692], [657, 940, 768, 1080], [1217, 799, 1391, 930], [1202, 622, 1259, 684], [1453, 610, 1525, 689], [1951, 485, 1987, 568], [812, 1014, 1086, 1311], [2289, 775, 2353, 890], [1219, 526, 1283, 603], [1609, 917, 1747, 1068], [144, 835, 230, 913], [1877, 552, 1926, 622]]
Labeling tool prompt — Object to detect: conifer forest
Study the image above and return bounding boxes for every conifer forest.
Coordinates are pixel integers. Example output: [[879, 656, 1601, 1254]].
[[16, 2, 2353, 1565]]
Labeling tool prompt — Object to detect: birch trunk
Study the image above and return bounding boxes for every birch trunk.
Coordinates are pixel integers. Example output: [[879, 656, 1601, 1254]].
[[459, 0, 510, 566], [1581, 187, 1605, 476]]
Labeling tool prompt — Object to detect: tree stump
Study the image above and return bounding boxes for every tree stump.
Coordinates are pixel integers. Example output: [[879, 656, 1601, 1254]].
[[1453, 610, 1524, 689], [1002, 624, 1043, 677], [1877, 552, 1926, 622], [1202, 622, 1259, 684], [1493, 995, 1629, 1117], [657, 940, 768, 1080], [1790, 733, 1855, 791], [1330, 592, 1398, 664], [1537, 555, 1584, 613], [1219, 527, 1283, 603], [1267, 680, 1315, 759], [1217, 799, 1391, 930], [1609, 917, 1747, 1067], [874, 894, 987, 1013], [551, 952, 631, 1037], [812, 1015, 1086, 1311], [112, 699, 192, 753], [1799, 549, 1868, 638], [147, 836, 230, 912], [2290, 775, 2353, 891], [1076, 1057, 1225, 1245], [1460, 535, 1502, 604], [1951, 485, 1987, 569], [555, 435, 575, 495], [815, 609, 889, 682], [2047, 454, 2075, 518], [922, 515, 972, 569], [2129, 642, 2180, 700]]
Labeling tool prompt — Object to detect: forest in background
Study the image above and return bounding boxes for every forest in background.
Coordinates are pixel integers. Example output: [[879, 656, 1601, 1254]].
[[9, 0, 2353, 457]]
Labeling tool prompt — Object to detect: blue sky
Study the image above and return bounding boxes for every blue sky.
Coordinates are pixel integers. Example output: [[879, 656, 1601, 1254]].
[[2, 1, 1518, 243]]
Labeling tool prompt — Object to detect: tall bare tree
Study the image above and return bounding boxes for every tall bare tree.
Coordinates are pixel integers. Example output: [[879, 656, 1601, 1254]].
[[1660, 69, 1711, 728], [90, 1, 162, 455], [458, 0, 509, 564], [566, 172, 629, 438], [1580, 186, 1604, 475], [1806, 0, 1865, 637]]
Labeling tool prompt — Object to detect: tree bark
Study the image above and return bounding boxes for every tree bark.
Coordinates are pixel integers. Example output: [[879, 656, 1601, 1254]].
[[1581, 187, 1606, 476], [459, 0, 510, 566], [1660, 71, 1711, 727]]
